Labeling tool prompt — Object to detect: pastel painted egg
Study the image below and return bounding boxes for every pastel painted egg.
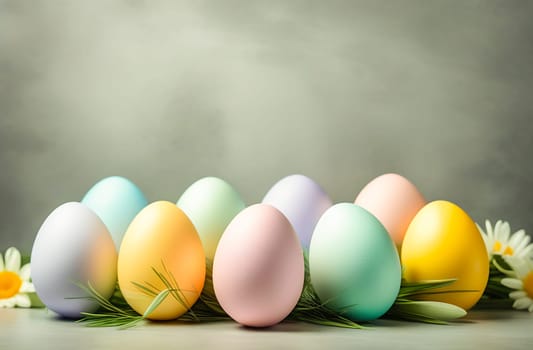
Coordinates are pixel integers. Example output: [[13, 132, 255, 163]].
[[213, 204, 304, 327], [262, 174, 332, 250], [82, 176, 148, 250], [118, 201, 205, 320], [177, 177, 245, 263], [309, 203, 401, 321], [31, 202, 117, 318], [355, 173, 426, 247], [401, 200, 489, 310]]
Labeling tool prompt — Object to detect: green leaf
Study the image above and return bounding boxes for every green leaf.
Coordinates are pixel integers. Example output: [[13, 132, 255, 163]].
[[21, 255, 31, 266], [491, 255, 512, 273], [28, 292, 45, 308], [386, 278, 471, 324], [393, 301, 466, 321], [143, 289, 170, 318]]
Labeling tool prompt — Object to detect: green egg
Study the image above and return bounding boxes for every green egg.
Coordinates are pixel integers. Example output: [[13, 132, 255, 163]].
[[177, 177, 245, 264], [309, 203, 401, 321]]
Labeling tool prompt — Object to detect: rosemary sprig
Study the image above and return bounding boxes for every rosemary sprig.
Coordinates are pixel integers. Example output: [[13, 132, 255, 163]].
[[179, 261, 229, 322], [76, 283, 145, 329], [288, 253, 363, 328], [76, 256, 469, 329], [77, 259, 229, 328], [292, 254, 467, 327]]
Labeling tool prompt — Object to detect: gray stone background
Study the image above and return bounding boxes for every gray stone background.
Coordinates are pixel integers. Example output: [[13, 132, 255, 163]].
[[1, 1, 532, 253]]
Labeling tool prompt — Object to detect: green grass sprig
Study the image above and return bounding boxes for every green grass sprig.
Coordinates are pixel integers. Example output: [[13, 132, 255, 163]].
[[77, 260, 229, 328], [77, 256, 470, 329], [76, 283, 145, 329], [288, 253, 363, 328]]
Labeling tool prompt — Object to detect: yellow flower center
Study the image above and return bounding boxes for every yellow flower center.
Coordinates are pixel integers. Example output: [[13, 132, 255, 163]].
[[0, 271, 22, 299], [492, 241, 514, 256], [524, 272, 533, 298], [503, 246, 514, 256]]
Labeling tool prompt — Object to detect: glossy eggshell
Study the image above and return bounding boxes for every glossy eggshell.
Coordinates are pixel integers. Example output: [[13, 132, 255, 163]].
[[177, 177, 245, 263], [401, 200, 489, 310], [118, 201, 205, 320], [309, 203, 401, 321], [82, 176, 148, 250], [213, 204, 304, 327], [31, 202, 117, 318], [262, 174, 332, 250], [355, 173, 426, 247]]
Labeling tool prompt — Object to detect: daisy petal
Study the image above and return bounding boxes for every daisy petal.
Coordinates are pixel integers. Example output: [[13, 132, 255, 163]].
[[0, 252, 4, 271], [0, 297, 16, 308], [529, 304, 533, 313], [515, 263, 530, 279], [15, 294, 31, 308], [499, 221, 511, 243], [510, 291, 527, 299], [495, 221, 504, 241], [509, 229, 526, 247], [477, 223, 489, 245], [520, 245, 533, 259], [513, 297, 532, 310], [485, 220, 493, 239], [20, 281, 35, 293], [514, 236, 531, 257], [5, 247, 21, 273], [19, 264, 31, 281], [501, 278, 523, 290]]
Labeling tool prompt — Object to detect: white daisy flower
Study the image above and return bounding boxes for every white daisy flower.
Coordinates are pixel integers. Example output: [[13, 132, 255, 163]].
[[476, 220, 533, 259], [0, 247, 35, 308], [501, 257, 533, 312]]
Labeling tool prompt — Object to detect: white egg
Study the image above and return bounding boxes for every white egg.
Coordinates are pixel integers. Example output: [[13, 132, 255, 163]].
[[31, 202, 117, 318]]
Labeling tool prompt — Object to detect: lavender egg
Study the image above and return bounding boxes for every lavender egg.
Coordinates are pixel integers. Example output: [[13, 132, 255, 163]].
[[262, 174, 332, 250]]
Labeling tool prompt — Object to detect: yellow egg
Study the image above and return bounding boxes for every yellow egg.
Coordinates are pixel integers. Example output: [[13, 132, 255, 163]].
[[118, 201, 205, 320], [401, 200, 489, 310]]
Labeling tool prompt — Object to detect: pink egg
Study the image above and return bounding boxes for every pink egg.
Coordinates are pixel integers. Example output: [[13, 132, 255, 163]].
[[212, 204, 304, 327], [355, 173, 426, 247]]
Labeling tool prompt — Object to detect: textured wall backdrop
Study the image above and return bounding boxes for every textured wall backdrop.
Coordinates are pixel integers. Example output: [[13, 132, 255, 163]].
[[1, 1, 532, 253]]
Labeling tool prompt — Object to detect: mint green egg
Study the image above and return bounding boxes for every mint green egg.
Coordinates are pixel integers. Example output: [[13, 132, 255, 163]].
[[177, 177, 245, 264], [309, 203, 401, 321]]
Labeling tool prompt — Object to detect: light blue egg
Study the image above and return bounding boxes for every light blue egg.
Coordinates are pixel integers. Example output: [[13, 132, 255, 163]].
[[81, 176, 148, 250], [309, 203, 401, 321]]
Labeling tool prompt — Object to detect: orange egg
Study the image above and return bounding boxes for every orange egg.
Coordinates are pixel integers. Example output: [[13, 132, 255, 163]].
[[355, 173, 426, 248], [118, 201, 205, 320], [401, 200, 489, 310]]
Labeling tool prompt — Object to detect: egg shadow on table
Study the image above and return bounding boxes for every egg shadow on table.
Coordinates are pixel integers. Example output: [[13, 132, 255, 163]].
[[143, 319, 315, 332], [372, 317, 472, 327], [238, 321, 324, 333], [144, 319, 233, 328], [49, 314, 84, 323], [463, 310, 513, 322], [370, 318, 417, 328]]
